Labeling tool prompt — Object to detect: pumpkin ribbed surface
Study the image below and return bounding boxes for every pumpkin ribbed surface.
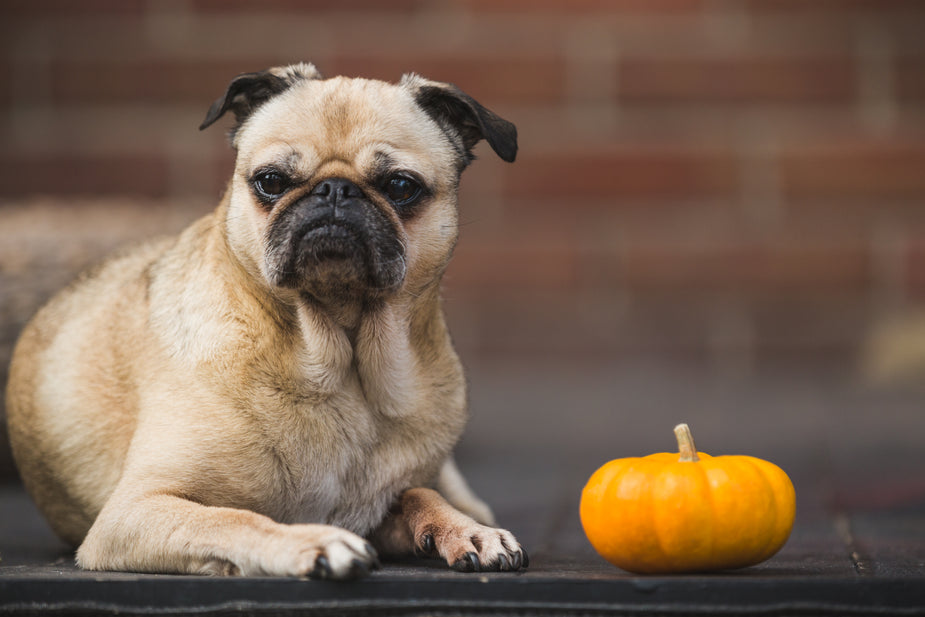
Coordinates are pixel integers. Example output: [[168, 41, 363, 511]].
[[580, 424, 795, 574]]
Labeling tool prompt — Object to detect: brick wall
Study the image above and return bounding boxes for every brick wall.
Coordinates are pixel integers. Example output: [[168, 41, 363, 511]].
[[2, 0, 925, 389]]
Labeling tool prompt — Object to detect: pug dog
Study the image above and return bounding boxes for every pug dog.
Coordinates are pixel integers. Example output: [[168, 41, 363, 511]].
[[5, 62, 525, 578]]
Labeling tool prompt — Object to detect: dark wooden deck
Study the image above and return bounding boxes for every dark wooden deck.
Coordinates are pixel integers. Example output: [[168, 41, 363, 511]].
[[2, 361, 924, 615]]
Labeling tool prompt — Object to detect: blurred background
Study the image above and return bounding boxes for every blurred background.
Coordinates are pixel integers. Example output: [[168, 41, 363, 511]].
[[1, 0, 925, 499]]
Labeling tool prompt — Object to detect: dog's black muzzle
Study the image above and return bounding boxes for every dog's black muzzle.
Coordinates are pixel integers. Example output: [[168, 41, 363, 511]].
[[264, 178, 405, 296]]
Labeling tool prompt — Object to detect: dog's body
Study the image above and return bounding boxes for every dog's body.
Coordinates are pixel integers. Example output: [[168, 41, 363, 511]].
[[6, 64, 524, 578]]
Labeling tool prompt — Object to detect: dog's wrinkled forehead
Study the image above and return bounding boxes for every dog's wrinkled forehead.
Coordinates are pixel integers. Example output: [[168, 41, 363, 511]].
[[237, 77, 455, 175], [201, 63, 517, 173]]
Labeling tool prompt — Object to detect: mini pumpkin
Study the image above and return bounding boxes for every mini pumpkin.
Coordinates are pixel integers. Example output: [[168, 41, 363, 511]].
[[580, 423, 795, 574]]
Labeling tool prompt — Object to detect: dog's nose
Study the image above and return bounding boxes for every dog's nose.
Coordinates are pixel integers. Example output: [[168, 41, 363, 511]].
[[309, 178, 364, 203]]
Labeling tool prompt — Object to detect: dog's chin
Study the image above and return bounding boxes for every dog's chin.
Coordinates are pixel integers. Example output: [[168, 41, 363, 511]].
[[265, 223, 405, 303]]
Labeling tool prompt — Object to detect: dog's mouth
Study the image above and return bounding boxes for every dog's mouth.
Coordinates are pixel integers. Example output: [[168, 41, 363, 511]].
[[300, 222, 365, 262], [263, 197, 405, 299]]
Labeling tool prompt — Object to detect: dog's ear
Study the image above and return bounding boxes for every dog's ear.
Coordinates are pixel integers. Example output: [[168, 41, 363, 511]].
[[200, 62, 322, 137], [402, 74, 518, 166]]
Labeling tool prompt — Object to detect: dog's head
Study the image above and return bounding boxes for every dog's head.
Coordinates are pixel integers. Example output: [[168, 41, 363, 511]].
[[201, 63, 516, 309]]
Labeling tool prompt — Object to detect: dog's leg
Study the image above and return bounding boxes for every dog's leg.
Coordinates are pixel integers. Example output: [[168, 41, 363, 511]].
[[436, 458, 497, 526], [370, 488, 527, 572], [77, 493, 379, 578]]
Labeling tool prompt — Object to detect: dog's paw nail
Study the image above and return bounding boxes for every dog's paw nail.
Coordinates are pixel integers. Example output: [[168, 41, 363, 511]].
[[452, 551, 481, 573], [420, 534, 435, 554], [511, 550, 523, 570], [521, 549, 530, 569], [367, 552, 382, 571], [365, 548, 382, 570], [311, 555, 332, 579], [415, 533, 435, 556], [364, 542, 378, 559], [498, 554, 511, 571]]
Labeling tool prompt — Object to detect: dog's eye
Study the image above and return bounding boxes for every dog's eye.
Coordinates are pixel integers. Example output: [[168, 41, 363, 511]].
[[383, 175, 423, 209], [253, 171, 290, 199]]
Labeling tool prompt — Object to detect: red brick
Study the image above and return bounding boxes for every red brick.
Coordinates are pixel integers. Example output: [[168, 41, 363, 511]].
[[446, 238, 580, 292], [780, 140, 925, 202], [895, 58, 925, 103], [210, 149, 238, 196], [503, 148, 737, 202], [0, 153, 170, 198], [904, 237, 925, 299], [189, 0, 424, 11], [745, 14, 857, 51], [1, 0, 146, 15], [329, 55, 567, 104], [26, 55, 563, 106], [459, 0, 706, 13], [881, 20, 925, 55], [0, 61, 10, 108], [742, 0, 925, 11], [619, 237, 871, 296], [2, 14, 152, 64], [34, 59, 283, 105], [618, 56, 856, 105]]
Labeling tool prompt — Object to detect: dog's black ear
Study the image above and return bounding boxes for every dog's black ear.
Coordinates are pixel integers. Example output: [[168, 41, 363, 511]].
[[200, 63, 322, 136], [404, 75, 518, 166]]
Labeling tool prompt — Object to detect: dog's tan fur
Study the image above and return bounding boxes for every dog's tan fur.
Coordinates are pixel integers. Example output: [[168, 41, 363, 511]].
[[6, 63, 523, 578]]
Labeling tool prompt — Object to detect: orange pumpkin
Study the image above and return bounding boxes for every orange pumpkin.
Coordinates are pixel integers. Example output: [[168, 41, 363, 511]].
[[580, 423, 795, 574]]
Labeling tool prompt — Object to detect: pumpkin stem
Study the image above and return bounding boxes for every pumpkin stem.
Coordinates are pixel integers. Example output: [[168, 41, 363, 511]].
[[674, 423, 700, 462]]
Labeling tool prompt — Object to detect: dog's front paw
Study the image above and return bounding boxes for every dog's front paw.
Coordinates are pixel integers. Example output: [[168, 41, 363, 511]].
[[414, 520, 527, 573], [267, 524, 380, 579]]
